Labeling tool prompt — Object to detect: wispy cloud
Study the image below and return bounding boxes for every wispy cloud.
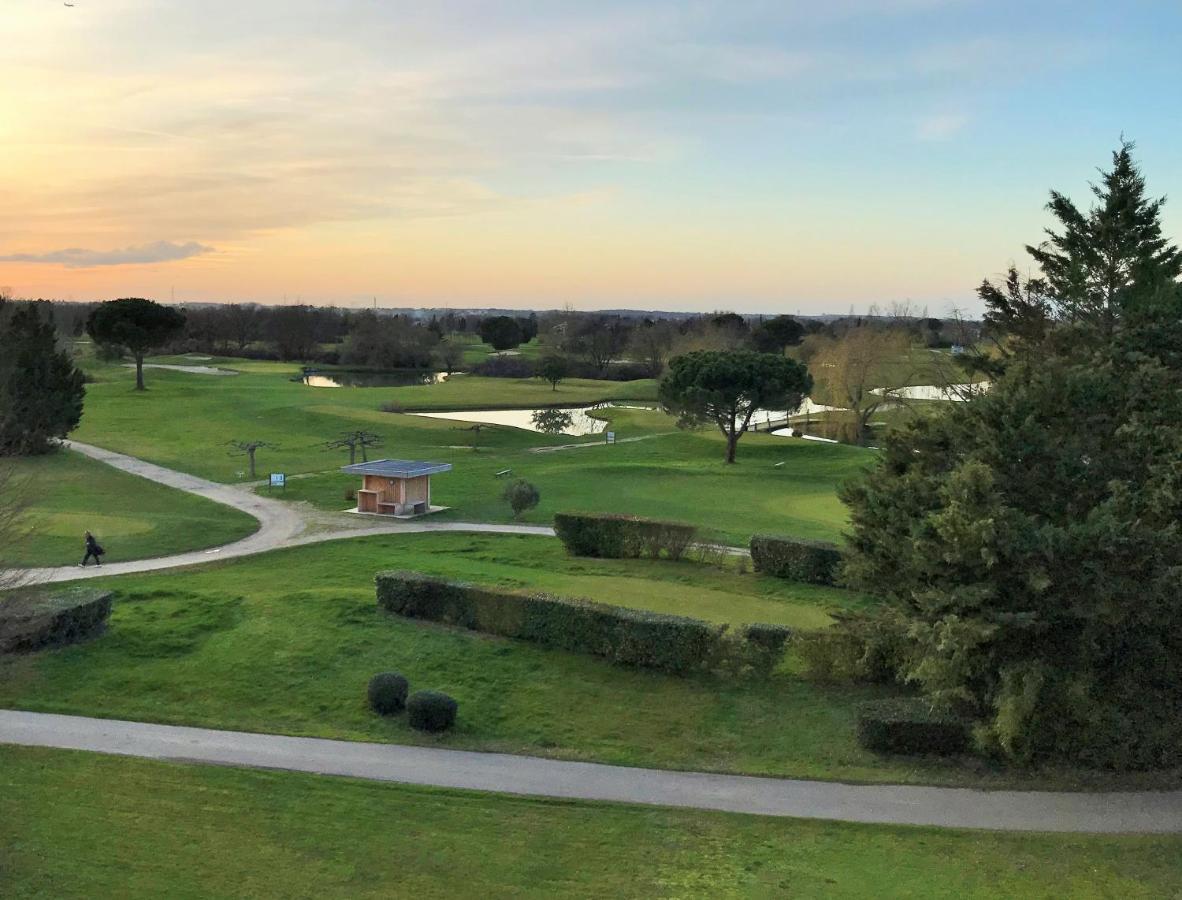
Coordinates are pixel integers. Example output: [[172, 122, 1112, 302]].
[[915, 113, 968, 141], [0, 241, 213, 268]]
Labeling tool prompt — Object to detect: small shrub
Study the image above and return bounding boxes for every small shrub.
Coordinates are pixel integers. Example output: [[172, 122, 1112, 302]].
[[367, 672, 409, 715], [503, 479, 540, 519], [0, 589, 113, 653], [750, 535, 843, 585], [553, 512, 697, 561], [856, 698, 970, 756], [740, 623, 793, 676], [796, 611, 911, 684], [407, 690, 458, 732]]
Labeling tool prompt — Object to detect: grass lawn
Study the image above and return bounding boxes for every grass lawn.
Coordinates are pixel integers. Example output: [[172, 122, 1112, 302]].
[[72, 355, 870, 544], [9, 449, 258, 567], [457, 333, 546, 365], [3, 534, 1171, 790], [4, 747, 1179, 900]]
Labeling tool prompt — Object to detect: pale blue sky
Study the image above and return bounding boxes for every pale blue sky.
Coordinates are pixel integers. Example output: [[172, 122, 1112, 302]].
[[2, 0, 1180, 312]]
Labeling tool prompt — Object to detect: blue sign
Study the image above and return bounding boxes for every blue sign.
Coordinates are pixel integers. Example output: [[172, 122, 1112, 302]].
[[269, 473, 286, 488], [606, 432, 616, 444]]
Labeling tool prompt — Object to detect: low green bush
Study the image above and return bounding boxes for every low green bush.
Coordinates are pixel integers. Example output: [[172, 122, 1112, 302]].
[[749, 535, 842, 585], [796, 611, 911, 684], [0, 589, 113, 653], [375, 571, 787, 677], [367, 672, 409, 715], [553, 512, 697, 560], [856, 698, 970, 756], [737, 623, 793, 677], [407, 690, 458, 732]]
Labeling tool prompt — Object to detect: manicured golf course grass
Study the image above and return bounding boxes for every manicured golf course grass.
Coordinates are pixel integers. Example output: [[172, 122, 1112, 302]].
[[3, 746, 1179, 899], [3, 534, 1172, 790], [67, 354, 870, 544], [8, 449, 258, 567]]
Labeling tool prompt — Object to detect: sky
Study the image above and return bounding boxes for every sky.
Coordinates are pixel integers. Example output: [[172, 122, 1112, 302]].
[[2, 1, 1181, 315]]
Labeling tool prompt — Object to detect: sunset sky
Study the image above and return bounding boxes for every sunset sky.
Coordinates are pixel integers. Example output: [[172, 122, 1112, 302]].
[[2, 1, 1181, 314]]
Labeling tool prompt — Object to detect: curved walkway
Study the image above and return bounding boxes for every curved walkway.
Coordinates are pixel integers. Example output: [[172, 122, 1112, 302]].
[[2, 710, 1180, 833], [16, 444, 1182, 833], [23, 441, 552, 584]]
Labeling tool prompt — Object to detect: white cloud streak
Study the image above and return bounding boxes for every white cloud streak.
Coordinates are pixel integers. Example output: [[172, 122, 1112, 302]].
[[0, 241, 213, 268]]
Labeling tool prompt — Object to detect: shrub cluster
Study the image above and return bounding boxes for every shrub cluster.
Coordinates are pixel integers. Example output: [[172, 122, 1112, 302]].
[[407, 691, 458, 732], [367, 672, 409, 714], [855, 698, 970, 756], [0, 589, 113, 653], [553, 513, 698, 561], [749, 535, 843, 585], [795, 611, 910, 684], [376, 571, 789, 677]]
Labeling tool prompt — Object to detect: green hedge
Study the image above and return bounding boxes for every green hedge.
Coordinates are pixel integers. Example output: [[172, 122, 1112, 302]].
[[407, 690, 458, 732], [0, 589, 113, 653], [367, 672, 409, 715], [553, 512, 698, 560], [855, 698, 970, 756], [749, 534, 843, 584], [375, 571, 788, 677]]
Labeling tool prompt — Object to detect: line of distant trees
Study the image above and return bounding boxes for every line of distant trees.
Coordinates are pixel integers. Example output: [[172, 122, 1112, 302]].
[[13, 295, 981, 379]]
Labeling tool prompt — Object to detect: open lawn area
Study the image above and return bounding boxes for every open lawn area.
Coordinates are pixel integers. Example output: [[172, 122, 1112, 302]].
[[70, 355, 870, 544], [2, 534, 1171, 790], [3, 746, 1179, 899], [8, 449, 258, 567]]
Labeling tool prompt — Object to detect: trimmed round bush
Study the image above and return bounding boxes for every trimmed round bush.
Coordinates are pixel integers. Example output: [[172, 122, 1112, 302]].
[[407, 690, 458, 732], [856, 698, 970, 756], [367, 672, 409, 715]]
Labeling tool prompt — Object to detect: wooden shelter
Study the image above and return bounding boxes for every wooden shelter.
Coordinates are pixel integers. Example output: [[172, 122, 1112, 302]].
[[342, 459, 452, 517]]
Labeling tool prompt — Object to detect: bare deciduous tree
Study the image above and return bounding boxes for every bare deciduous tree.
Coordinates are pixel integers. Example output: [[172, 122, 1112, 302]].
[[325, 431, 384, 465], [807, 327, 912, 445], [0, 465, 32, 590], [227, 440, 277, 479]]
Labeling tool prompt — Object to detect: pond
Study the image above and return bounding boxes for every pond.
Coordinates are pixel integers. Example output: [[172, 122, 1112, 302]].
[[411, 405, 610, 436], [871, 382, 990, 402], [300, 369, 452, 388]]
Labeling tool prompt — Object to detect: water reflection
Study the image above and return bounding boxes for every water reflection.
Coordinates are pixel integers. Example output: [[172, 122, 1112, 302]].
[[411, 405, 610, 436], [301, 370, 452, 388]]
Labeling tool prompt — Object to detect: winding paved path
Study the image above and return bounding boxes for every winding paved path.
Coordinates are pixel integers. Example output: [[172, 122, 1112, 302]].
[[24, 441, 553, 584], [14, 442, 1182, 832], [3, 711, 1180, 833]]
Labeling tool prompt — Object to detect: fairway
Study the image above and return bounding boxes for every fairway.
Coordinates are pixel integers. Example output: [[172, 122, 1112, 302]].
[[8, 449, 258, 567], [70, 356, 870, 544], [3, 746, 1179, 899]]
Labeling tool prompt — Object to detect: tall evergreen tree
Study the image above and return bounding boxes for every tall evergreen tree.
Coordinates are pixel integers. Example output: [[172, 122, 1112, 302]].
[[981, 141, 1182, 362], [0, 302, 86, 455], [842, 145, 1182, 770]]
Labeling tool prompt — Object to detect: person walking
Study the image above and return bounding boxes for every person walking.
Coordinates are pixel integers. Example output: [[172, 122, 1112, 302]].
[[80, 531, 104, 567]]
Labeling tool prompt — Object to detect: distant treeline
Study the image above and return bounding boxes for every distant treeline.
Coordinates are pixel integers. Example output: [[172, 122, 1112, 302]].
[[13, 297, 982, 379]]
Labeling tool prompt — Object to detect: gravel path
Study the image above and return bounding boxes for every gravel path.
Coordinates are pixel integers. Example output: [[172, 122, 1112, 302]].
[[22, 441, 552, 584], [3, 711, 1180, 833]]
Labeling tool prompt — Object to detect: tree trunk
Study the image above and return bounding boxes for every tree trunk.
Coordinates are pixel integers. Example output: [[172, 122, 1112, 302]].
[[725, 431, 739, 464], [247, 449, 257, 478], [349, 445, 357, 465], [361, 443, 368, 462], [134, 353, 145, 390]]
